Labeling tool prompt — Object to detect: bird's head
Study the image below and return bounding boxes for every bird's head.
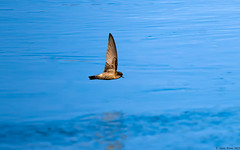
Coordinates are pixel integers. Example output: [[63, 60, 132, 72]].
[[117, 71, 124, 78]]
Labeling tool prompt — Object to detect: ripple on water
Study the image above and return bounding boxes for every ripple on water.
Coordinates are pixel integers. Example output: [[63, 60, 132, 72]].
[[0, 108, 240, 149]]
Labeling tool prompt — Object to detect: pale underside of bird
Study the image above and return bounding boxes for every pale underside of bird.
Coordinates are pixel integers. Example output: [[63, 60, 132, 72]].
[[89, 33, 123, 80]]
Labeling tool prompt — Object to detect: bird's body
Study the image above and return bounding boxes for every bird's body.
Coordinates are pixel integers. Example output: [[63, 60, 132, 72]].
[[89, 33, 123, 80], [89, 71, 123, 80]]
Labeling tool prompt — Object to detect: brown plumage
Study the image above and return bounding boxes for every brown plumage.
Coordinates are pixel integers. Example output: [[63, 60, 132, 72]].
[[89, 33, 123, 80]]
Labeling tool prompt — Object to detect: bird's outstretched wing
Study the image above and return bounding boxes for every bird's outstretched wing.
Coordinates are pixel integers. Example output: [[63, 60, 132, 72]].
[[104, 33, 118, 72]]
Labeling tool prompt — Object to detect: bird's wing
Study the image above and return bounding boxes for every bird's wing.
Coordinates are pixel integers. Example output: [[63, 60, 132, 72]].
[[104, 33, 118, 72]]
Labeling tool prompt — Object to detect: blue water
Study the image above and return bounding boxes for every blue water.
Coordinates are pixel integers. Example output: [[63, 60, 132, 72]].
[[1, 0, 240, 149]]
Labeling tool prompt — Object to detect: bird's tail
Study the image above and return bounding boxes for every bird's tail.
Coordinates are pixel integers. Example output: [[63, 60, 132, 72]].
[[89, 75, 97, 80]]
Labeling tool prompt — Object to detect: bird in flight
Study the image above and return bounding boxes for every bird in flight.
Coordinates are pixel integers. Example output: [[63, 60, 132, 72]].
[[89, 33, 123, 80]]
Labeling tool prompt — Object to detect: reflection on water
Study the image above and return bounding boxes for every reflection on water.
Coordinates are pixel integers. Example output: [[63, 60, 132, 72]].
[[97, 113, 124, 150], [1, 108, 240, 149]]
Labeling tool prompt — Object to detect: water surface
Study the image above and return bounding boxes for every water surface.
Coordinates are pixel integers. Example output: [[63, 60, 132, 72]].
[[1, 0, 240, 149]]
